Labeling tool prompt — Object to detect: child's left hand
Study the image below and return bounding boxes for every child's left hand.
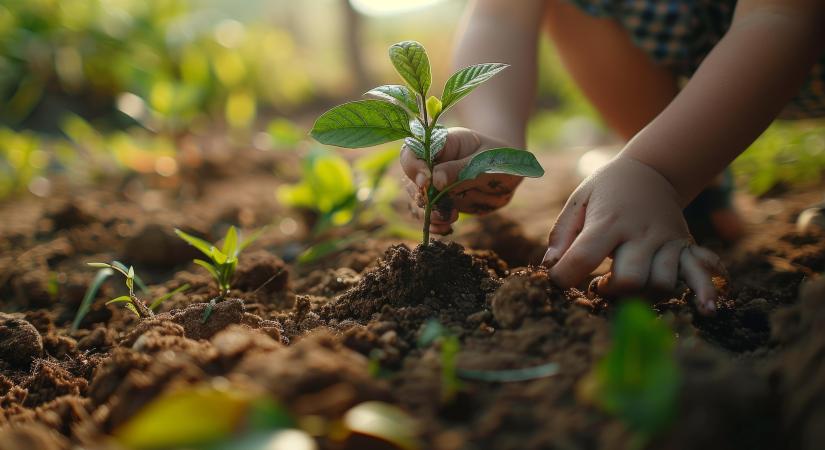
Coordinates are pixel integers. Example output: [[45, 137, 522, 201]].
[[541, 155, 724, 314]]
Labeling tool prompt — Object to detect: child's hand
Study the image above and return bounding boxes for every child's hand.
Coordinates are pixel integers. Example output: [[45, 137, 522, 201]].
[[401, 127, 523, 235], [542, 156, 724, 314]]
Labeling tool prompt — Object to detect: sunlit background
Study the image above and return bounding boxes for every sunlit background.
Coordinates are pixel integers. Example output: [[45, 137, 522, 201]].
[[0, 0, 823, 201]]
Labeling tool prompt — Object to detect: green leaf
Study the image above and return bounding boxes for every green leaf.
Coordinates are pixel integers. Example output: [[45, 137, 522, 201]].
[[150, 284, 191, 311], [365, 85, 419, 115], [112, 260, 149, 294], [355, 147, 399, 186], [389, 40, 431, 97], [343, 402, 420, 450], [112, 384, 255, 449], [441, 63, 508, 112], [222, 226, 238, 257], [210, 247, 228, 265], [426, 96, 442, 119], [127, 266, 135, 279], [410, 119, 425, 140], [429, 125, 448, 162], [239, 226, 266, 252], [175, 229, 214, 258], [71, 268, 113, 332], [457, 362, 559, 382], [194, 259, 220, 281], [310, 100, 412, 148], [105, 295, 133, 305], [458, 148, 544, 182], [591, 300, 681, 435], [297, 232, 366, 265], [125, 303, 140, 317], [404, 137, 426, 159], [86, 262, 112, 269]]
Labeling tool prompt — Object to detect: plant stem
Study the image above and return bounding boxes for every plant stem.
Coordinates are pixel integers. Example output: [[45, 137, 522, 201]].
[[421, 95, 434, 246]]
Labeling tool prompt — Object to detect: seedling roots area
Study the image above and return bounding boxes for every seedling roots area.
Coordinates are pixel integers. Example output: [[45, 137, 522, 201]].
[[1, 153, 824, 450]]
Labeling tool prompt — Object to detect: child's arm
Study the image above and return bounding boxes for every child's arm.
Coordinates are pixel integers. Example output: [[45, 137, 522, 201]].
[[545, 0, 825, 312], [400, 0, 546, 234]]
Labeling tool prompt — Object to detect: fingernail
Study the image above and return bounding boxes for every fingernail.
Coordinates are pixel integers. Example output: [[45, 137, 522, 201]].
[[415, 173, 427, 188], [541, 248, 558, 267]]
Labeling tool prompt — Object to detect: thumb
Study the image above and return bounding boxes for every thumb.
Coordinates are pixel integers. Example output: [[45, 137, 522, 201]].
[[542, 191, 588, 267]]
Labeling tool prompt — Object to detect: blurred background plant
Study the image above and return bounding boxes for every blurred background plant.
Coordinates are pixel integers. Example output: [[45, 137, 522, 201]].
[[0, 0, 822, 202]]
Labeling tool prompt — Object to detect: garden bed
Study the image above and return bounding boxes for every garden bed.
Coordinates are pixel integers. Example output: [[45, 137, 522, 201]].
[[0, 148, 823, 450]]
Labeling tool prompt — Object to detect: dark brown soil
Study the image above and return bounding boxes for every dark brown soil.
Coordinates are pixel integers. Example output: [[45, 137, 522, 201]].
[[1, 148, 824, 449]]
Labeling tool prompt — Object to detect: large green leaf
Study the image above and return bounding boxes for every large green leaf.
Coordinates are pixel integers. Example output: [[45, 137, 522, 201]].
[[441, 63, 508, 112], [458, 148, 544, 182], [310, 100, 412, 148], [365, 85, 419, 115], [388, 41, 431, 97]]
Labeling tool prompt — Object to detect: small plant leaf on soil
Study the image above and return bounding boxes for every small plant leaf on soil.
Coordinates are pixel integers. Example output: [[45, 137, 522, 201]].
[[579, 300, 681, 440], [310, 100, 412, 148], [311, 40, 544, 245], [176, 226, 262, 298], [457, 362, 560, 383], [149, 283, 191, 311], [85, 262, 152, 319], [388, 40, 431, 96], [112, 384, 270, 449], [342, 401, 420, 450], [71, 267, 114, 332]]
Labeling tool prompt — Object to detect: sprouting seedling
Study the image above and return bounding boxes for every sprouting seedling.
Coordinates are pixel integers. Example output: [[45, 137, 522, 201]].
[[417, 320, 461, 402], [311, 40, 545, 245], [418, 319, 560, 402], [86, 262, 153, 319], [175, 226, 264, 298], [578, 300, 681, 448], [73, 261, 188, 331]]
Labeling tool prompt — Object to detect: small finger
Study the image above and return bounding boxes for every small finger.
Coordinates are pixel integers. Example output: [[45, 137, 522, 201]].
[[432, 156, 472, 190], [596, 240, 659, 296], [647, 240, 687, 293], [688, 245, 727, 278], [542, 192, 589, 268], [549, 225, 621, 288], [401, 146, 430, 187], [430, 222, 453, 235], [679, 247, 717, 315], [431, 208, 459, 225]]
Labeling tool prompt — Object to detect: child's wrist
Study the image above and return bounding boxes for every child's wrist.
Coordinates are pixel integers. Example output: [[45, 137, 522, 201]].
[[615, 152, 694, 207]]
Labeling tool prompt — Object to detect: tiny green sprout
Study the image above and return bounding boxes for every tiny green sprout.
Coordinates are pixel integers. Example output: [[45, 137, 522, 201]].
[[311, 40, 545, 245], [579, 300, 681, 447], [175, 226, 264, 298], [87, 262, 153, 319]]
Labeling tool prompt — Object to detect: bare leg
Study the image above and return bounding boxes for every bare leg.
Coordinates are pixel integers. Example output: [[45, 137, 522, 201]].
[[544, 0, 744, 242]]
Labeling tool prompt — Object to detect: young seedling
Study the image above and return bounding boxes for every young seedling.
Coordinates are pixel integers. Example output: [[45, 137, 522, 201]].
[[86, 262, 153, 319], [175, 226, 264, 299], [578, 300, 681, 448], [311, 40, 545, 245]]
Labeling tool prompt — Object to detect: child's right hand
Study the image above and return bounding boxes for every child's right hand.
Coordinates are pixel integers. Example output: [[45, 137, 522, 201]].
[[401, 127, 523, 235]]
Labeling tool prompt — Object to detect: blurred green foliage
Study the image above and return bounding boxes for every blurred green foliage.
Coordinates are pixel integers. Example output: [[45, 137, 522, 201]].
[[732, 120, 825, 196], [0, 0, 322, 130], [579, 300, 680, 443]]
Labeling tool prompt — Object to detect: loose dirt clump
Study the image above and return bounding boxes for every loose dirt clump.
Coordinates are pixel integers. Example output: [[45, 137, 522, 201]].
[[0, 313, 43, 368]]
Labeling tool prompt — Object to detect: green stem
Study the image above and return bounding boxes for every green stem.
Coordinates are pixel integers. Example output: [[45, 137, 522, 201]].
[[421, 95, 434, 246]]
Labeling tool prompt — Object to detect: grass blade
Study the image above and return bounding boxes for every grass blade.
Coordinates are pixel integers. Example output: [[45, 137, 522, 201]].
[[149, 284, 191, 311], [457, 362, 559, 382], [72, 268, 114, 332], [175, 228, 214, 258]]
